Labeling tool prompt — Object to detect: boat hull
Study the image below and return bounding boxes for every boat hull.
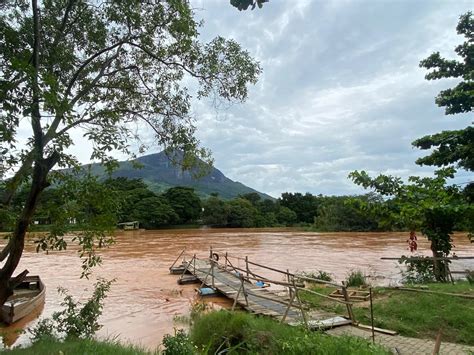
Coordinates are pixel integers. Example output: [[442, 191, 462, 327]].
[[1, 276, 46, 324]]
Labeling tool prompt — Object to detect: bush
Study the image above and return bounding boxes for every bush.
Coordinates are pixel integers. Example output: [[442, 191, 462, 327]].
[[29, 279, 114, 342], [297, 270, 333, 283], [399, 256, 435, 284], [346, 270, 367, 287], [467, 270, 474, 285], [190, 310, 389, 354], [162, 329, 194, 355]]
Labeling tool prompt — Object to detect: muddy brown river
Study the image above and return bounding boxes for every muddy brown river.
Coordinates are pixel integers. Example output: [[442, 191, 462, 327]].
[[1, 229, 473, 349]]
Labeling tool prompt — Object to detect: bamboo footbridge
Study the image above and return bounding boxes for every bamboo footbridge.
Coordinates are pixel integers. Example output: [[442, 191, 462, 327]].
[[169, 248, 356, 330]]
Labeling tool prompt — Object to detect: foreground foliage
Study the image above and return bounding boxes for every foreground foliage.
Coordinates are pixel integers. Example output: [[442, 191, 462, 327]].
[[29, 279, 113, 342], [6, 338, 149, 355], [302, 281, 474, 346], [0, 0, 260, 306], [189, 310, 389, 354]]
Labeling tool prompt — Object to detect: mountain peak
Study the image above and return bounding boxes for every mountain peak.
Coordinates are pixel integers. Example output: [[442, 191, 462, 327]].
[[88, 151, 273, 200]]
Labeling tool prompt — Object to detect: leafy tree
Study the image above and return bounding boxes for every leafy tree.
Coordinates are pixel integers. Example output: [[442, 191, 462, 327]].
[[349, 168, 470, 281], [313, 195, 381, 232], [412, 12, 474, 171], [230, 0, 268, 11], [227, 198, 258, 228], [279, 192, 320, 224], [276, 206, 297, 226], [202, 195, 229, 226], [0, 0, 260, 304], [239, 192, 261, 205], [131, 196, 178, 228], [163, 186, 202, 223]]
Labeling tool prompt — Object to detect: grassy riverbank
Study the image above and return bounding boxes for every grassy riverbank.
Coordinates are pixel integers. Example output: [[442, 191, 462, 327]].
[[301, 281, 474, 345], [189, 310, 388, 354], [6, 311, 388, 354], [5, 338, 148, 354]]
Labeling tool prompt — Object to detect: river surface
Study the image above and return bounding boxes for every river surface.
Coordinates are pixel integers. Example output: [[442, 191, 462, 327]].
[[1, 229, 473, 349]]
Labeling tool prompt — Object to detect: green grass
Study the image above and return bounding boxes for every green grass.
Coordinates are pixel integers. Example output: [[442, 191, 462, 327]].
[[301, 281, 474, 345], [190, 310, 389, 354], [5, 338, 151, 354]]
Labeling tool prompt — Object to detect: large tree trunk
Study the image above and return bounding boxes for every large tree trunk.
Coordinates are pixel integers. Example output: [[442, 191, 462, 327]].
[[430, 242, 449, 282], [0, 159, 52, 306]]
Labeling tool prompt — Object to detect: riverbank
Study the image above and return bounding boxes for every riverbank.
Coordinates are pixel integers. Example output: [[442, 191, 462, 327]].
[[301, 281, 474, 346], [6, 311, 389, 354], [1, 230, 472, 349], [4, 338, 149, 354]]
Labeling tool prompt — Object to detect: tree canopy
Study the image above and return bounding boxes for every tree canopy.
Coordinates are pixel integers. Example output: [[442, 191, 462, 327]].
[[412, 12, 474, 172], [0, 0, 260, 305], [349, 168, 471, 281]]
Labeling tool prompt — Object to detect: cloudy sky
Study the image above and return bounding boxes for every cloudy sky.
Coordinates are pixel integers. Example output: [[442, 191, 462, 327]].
[[173, 0, 472, 198], [55, 0, 473, 198]]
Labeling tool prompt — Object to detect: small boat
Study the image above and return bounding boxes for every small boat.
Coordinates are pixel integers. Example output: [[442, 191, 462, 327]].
[[1, 276, 46, 324]]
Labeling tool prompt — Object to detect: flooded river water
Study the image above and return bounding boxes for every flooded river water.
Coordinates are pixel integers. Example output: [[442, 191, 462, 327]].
[[1, 229, 473, 349]]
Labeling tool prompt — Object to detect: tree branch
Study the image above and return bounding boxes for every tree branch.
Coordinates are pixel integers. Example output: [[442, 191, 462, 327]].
[[65, 38, 136, 98], [0, 241, 12, 263], [31, 0, 44, 152], [127, 42, 212, 82], [51, 0, 76, 49], [69, 45, 122, 107]]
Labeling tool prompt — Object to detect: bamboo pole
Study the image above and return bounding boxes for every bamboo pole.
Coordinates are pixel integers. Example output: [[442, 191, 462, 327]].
[[232, 282, 243, 311], [281, 291, 296, 323], [211, 260, 215, 289], [433, 329, 442, 355], [240, 275, 249, 306], [390, 287, 474, 299], [179, 255, 192, 280], [245, 256, 249, 278], [381, 256, 474, 261], [292, 277, 308, 329], [341, 284, 355, 322], [296, 287, 353, 305], [369, 287, 375, 344], [169, 248, 186, 270]]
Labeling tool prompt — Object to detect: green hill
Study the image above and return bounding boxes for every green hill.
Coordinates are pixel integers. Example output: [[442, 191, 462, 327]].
[[83, 151, 274, 200]]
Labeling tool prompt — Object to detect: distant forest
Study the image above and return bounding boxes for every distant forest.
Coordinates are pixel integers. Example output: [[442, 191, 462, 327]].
[[1, 176, 469, 233]]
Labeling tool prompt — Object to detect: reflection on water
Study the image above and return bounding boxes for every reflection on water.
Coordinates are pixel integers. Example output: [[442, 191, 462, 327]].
[[1, 229, 472, 349]]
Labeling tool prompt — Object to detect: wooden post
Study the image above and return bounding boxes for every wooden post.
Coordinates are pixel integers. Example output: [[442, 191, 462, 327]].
[[292, 277, 308, 329], [211, 260, 215, 289], [179, 255, 191, 279], [281, 291, 296, 323], [225, 252, 228, 271], [287, 269, 292, 298], [232, 282, 243, 311], [341, 283, 355, 322], [200, 261, 213, 288], [210, 246, 213, 259], [241, 275, 249, 306], [169, 248, 186, 270], [369, 287, 375, 344], [432, 329, 442, 355], [245, 256, 249, 278]]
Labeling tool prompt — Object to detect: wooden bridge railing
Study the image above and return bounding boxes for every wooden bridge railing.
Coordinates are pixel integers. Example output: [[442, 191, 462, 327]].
[[176, 248, 357, 326]]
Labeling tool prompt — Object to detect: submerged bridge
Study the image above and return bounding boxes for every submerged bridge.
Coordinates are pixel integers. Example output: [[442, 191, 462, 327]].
[[169, 249, 355, 329]]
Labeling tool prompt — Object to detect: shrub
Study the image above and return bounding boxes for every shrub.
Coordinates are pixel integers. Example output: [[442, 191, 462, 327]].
[[467, 270, 474, 285], [162, 329, 194, 355], [297, 270, 333, 283], [346, 270, 367, 287], [399, 256, 435, 284], [190, 310, 389, 354], [29, 279, 114, 342]]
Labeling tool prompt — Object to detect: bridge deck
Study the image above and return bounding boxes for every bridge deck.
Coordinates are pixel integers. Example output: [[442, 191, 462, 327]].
[[181, 258, 348, 328]]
